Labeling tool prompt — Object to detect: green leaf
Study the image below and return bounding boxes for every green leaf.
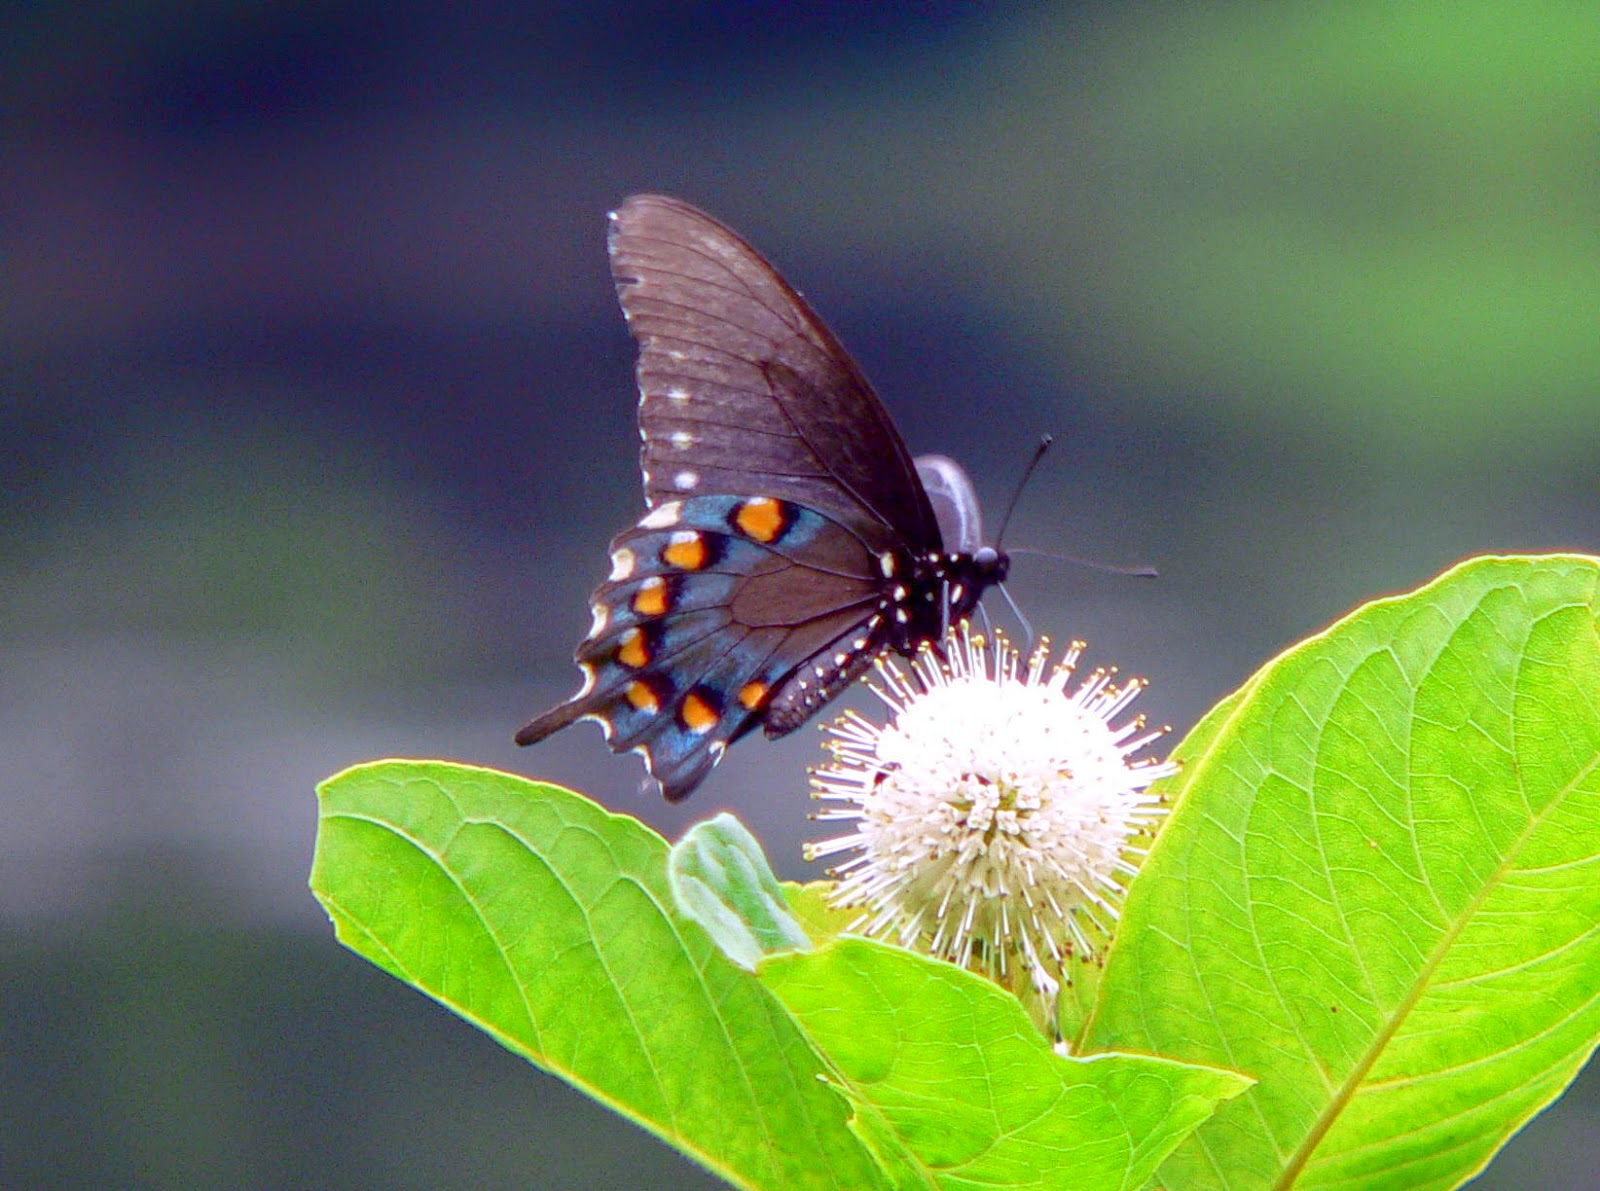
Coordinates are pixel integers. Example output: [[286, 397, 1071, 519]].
[[1086, 554, 1600, 1189], [310, 760, 884, 1191], [668, 812, 812, 970], [762, 937, 1253, 1191], [783, 880, 859, 945]]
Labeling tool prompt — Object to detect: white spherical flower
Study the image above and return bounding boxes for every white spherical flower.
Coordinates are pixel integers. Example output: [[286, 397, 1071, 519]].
[[807, 623, 1175, 1008]]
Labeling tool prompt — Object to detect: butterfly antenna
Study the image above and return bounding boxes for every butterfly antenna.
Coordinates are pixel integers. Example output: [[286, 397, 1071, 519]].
[[1008, 547, 1158, 579], [993, 434, 1055, 549]]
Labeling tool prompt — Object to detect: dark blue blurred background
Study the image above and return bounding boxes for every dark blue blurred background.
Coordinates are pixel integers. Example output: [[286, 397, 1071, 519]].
[[3, 3, 1596, 1187]]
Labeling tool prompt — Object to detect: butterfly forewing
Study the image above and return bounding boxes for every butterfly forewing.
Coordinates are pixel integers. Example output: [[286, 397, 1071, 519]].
[[609, 194, 939, 544]]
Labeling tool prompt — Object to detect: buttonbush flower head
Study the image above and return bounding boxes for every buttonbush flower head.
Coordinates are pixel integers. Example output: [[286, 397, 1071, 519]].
[[807, 623, 1175, 1008]]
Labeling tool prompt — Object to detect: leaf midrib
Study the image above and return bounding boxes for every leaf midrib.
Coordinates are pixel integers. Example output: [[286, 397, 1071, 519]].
[[1272, 651, 1600, 1188]]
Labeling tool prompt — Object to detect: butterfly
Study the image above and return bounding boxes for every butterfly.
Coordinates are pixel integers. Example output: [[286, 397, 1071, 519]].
[[517, 194, 1008, 801]]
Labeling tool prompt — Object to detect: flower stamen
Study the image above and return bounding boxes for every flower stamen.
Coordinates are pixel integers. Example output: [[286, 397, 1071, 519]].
[[809, 621, 1176, 1017]]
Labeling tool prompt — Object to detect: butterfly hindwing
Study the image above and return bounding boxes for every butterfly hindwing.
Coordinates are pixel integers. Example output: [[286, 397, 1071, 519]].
[[517, 494, 897, 801]]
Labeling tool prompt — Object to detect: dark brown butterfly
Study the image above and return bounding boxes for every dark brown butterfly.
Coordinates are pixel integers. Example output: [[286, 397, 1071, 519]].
[[518, 195, 1006, 800]]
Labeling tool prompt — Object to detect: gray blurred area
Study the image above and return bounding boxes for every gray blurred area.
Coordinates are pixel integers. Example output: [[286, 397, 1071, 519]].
[[3, 3, 1596, 1187]]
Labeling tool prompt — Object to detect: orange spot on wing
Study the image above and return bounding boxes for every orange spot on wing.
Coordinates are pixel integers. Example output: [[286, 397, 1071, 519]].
[[617, 627, 649, 668], [626, 680, 661, 713], [632, 576, 669, 617], [680, 689, 718, 734], [734, 497, 786, 543], [737, 681, 768, 710], [662, 532, 708, 570]]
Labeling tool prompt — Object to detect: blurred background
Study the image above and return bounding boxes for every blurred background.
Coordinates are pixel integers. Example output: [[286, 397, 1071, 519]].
[[3, 2, 1596, 1187]]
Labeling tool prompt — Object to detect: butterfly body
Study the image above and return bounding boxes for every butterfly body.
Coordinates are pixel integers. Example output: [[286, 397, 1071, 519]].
[[518, 195, 1008, 801]]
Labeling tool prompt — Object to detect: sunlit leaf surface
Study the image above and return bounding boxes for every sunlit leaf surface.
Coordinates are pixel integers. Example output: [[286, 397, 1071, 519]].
[[765, 938, 1250, 1191], [310, 761, 882, 1191], [1088, 554, 1600, 1190]]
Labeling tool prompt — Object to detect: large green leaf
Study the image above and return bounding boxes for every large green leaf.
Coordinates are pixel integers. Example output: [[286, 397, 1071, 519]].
[[667, 805, 1250, 1188], [1085, 554, 1600, 1189], [310, 760, 884, 1191], [764, 939, 1251, 1191]]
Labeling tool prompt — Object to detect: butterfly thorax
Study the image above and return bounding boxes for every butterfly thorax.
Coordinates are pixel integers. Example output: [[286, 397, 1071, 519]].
[[884, 545, 1010, 654]]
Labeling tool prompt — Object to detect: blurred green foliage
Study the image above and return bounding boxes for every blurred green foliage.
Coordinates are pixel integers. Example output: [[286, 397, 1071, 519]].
[[975, 3, 1600, 458], [0, 404, 478, 691]]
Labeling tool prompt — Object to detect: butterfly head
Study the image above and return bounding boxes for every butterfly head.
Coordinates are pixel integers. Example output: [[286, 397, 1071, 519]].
[[973, 544, 1006, 579]]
